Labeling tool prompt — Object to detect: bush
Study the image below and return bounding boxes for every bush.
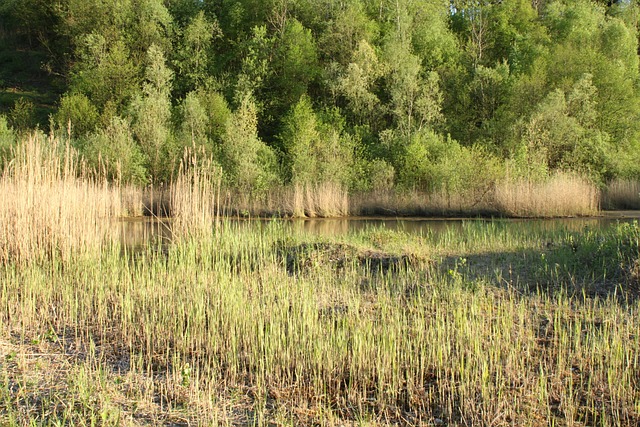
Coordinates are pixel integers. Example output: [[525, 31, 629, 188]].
[[220, 95, 279, 193], [8, 97, 36, 132], [83, 116, 148, 185], [0, 115, 16, 171], [55, 93, 99, 138]]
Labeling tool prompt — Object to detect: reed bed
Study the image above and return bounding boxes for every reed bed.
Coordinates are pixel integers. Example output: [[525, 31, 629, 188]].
[[602, 178, 640, 210], [494, 173, 599, 217], [351, 173, 600, 218], [2, 216, 639, 425], [290, 182, 350, 217], [350, 189, 495, 217], [0, 134, 121, 265], [220, 182, 350, 218], [120, 183, 145, 217], [170, 151, 222, 240]]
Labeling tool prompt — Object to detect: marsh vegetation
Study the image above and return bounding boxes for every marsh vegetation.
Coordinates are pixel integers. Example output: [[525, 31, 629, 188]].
[[1, 136, 639, 426]]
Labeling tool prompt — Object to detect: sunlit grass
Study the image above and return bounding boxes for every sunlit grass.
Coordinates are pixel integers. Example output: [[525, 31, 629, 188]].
[[1, 214, 639, 425]]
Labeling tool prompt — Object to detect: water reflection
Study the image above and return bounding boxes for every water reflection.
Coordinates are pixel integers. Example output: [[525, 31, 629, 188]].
[[117, 212, 640, 247], [118, 218, 172, 248]]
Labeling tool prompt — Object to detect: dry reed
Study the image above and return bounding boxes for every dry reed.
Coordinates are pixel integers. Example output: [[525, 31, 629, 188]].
[[601, 179, 640, 210], [351, 189, 495, 216], [352, 174, 599, 218], [170, 150, 222, 240], [290, 182, 349, 218], [221, 182, 350, 218], [120, 183, 145, 217], [0, 134, 121, 264], [495, 173, 600, 217]]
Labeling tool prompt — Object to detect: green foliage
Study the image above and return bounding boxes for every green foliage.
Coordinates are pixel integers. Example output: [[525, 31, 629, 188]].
[[351, 157, 395, 192], [395, 129, 502, 197], [270, 18, 319, 115], [0, 115, 16, 170], [220, 94, 279, 193], [280, 96, 355, 187], [130, 45, 175, 183], [235, 25, 273, 101], [196, 88, 232, 144], [3, 0, 640, 188], [83, 116, 148, 184], [319, 0, 380, 65], [178, 91, 209, 147], [8, 98, 36, 132], [384, 39, 443, 140], [334, 39, 385, 126], [411, 3, 460, 71], [174, 11, 220, 93], [71, 35, 140, 114], [279, 95, 320, 184], [55, 93, 99, 138], [522, 74, 613, 183], [176, 88, 230, 155]]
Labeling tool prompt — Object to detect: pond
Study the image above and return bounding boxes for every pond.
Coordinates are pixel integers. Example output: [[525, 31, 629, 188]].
[[118, 211, 640, 247]]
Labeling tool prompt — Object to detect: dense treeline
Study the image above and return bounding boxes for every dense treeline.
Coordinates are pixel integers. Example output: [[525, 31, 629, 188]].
[[1, 0, 639, 193]]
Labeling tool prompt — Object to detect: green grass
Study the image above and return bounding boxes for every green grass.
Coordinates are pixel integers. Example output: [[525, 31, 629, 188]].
[[1, 219, 639, 425]]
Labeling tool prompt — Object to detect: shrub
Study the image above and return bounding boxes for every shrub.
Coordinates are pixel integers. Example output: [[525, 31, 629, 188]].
[[84, 117, 148, 185], [220, 94, 279, 193], [55, 92, 99, 138], [8, 97, 36, 132], [0, 115, 16, 171]]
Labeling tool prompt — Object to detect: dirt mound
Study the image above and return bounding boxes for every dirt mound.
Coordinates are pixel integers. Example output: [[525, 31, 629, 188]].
[[280, 242, 421, 275]]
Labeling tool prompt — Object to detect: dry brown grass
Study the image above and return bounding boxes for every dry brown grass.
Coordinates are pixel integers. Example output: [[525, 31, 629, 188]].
[[221, 182, 350, 218], [351, 189, 494, 217], [170, 151, 222, 240], [120, 183, 145, 217], [350, 174, 599, 218], [494, 173, 600, 217], [289, 182, 349, 218], [601, 179, 640, 210], [0, 134, 121, 264]]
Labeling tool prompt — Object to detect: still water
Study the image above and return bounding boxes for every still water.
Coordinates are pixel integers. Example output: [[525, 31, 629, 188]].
[[118, 211, 640, 247]]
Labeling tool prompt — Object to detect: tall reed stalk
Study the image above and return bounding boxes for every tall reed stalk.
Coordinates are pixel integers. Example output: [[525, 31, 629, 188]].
[[602, 179, 640, 210], [289, 182, 349, 218], [0, 134, 121, 264], [170, 149, 222, 240]]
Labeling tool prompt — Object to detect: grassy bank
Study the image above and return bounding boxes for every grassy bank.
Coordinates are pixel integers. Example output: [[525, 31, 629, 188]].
[[1, 220, 639, 425]]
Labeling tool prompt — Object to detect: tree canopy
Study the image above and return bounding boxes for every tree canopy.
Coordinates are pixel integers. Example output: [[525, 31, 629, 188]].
[[1, 0, 639, 188]]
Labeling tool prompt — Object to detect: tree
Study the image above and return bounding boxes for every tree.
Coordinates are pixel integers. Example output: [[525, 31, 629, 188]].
[[55, 93, 99, 138], [522, 74, 613, 183], [130, 45, 175, 182], [335, 39, 385, 126], [384, 38, 443, 141], [84, 116, 148, 184], [174, 11, 220, 94], [220, 94, 279, 192], [71, 35, 140, 117]]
